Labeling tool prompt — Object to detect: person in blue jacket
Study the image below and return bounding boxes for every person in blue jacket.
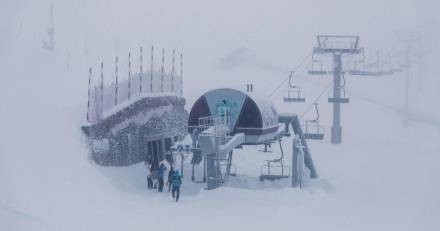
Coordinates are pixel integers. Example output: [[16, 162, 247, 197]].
[[157, 162, 167, 192], [170, 170, 182, 202]]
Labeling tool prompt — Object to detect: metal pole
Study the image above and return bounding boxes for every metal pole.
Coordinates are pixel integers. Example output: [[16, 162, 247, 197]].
[[171, 49, 175, 92], [180, 53, 183, 96], [87, 67, 92, 122], [331, 54, 342, 144], [161, 48, 165, 92], [128, 52, 131, 100], [403, 42, 411, 127], [115, 56, 118, 106], [150, 46, 154, 93], [139, 46, 143, 95], [100, 62, 104, 116]]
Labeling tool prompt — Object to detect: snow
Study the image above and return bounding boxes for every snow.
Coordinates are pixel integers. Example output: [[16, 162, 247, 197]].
[[1, 0, 440, 231]]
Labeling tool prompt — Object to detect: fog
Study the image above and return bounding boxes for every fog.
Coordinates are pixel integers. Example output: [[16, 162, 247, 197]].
[[1, 0, 439, 230]]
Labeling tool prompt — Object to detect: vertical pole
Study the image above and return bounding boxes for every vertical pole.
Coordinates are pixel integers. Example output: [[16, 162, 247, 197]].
[[161, 48, 165, 92], [150, 46, 154, 93], [139, 46, 143, 95], [291, 135, 300, 188], [115, 56, 118, 106], [100, 62, 104, 116], [331, 54, 342, 144], [128, 52, 131, 100], [171, 49, 175, 92], [87, 67, 92, 122], [180, 53, 183, 96], [403, 42, 410, 127]]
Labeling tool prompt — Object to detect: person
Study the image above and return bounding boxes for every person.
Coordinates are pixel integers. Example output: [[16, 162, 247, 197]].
[[157, 162, 167, 192], [150, 163, 159, 189], [170, 170, 182, 202], [167, 167, 175, 192], [147, 170, 154, 189]]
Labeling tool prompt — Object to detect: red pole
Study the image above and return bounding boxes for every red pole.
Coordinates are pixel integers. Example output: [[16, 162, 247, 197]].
[[128, 52, 131, 100], [140, 46, 143, 94], [115, 56, 118, 106], [100, 62, 104, 115], [87, 67, 92, 122], [161, 48, 165, 92]]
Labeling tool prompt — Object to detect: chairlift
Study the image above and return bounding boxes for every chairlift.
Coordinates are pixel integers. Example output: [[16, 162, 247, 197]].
[[260, 140, 290, 181], [308, 53, 327, 75], [283, 71, 306, 103], [348, 50, 383, 76], [328, 73, 350, 104], [303, 103, 325, 140]]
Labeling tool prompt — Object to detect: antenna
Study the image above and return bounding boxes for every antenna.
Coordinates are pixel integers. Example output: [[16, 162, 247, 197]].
[[115, 56, 118, 106], [100, 62, 104, 116], [150, 46, 154, 92], [128, 52, 131, 100], [42, 2, 55, 51], [180, 53, 183, 96], [87, 67, 92, 122], [171, 49, 175, 92], [139, 46, 143, 94], [161, 48, 165, 92]]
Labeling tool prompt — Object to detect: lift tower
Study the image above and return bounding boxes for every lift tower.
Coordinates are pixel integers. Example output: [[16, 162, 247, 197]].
[[311, 35, 362, 144]]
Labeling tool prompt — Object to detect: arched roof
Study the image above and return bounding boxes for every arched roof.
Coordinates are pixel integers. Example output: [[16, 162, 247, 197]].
[[188, 88, 278, 135]]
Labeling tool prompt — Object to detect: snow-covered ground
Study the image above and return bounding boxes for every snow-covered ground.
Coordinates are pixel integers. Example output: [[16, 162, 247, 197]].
[[1, 0, 440, 230]]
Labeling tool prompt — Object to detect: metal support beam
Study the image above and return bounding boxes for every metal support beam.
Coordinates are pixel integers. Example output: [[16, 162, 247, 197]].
[[331, 54, 343, 144]]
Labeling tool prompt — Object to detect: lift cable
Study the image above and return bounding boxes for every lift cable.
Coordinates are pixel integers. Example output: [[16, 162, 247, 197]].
[[300, 80, 333, 117], [269, 51, 313, 99]]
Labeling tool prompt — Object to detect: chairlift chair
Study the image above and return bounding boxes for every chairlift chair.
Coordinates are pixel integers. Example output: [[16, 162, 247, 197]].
[[283, 71, 306, 103], [259, 140, 290, 181], [328, 73, 350, 103], [348, 50, 383, 76], [308, 53, 327, 75], [303, 103, 325, 140]]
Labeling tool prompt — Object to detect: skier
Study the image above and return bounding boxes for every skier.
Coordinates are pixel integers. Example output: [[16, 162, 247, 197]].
[[150, 163, 159, 189], [170, 170, 182, 202], [157, 162, 167, 192], [147, 170, 154, 189], [167, 167, 176, 192]]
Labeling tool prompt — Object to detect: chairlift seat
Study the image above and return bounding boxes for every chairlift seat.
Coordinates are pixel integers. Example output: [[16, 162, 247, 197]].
[[259, 160, 290, 182], [348, 70, 382, 76], [259, 174, 289, 181], [304, 133, 324, 140], [328, 97, 350, 103], [283, 97, 306, 103], [308, 70, 327, 75], [303, 120, 324, 140]]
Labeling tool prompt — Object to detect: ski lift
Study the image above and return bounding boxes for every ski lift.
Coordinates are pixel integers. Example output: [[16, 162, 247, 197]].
[[260, 140, 290, 181], [308, 53, 327, 75], [283, 71, 306, 103], [303, 103, 325, 140], [348, 50, 383, 76], [328, 73, 350, 103]]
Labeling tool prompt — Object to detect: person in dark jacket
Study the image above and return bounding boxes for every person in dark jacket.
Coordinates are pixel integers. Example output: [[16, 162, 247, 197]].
[[170, 170, 182, 202], [157, 162, 167, 192], [167, 167, 175, 192]]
